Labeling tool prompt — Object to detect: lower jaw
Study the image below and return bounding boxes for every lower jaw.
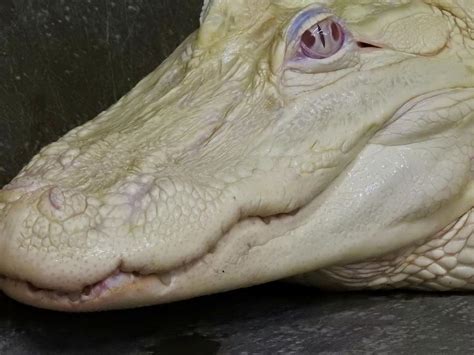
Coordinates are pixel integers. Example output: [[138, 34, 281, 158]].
[[0, 210, 304, 311], [0, 271, 164, 312]]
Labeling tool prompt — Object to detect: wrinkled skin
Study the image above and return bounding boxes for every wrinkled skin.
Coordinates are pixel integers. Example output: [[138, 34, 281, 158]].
[[0, 0, 473, 311]]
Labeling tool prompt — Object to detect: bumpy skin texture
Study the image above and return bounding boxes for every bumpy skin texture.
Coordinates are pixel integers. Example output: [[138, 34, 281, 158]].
[[0, 0, 473, 311]]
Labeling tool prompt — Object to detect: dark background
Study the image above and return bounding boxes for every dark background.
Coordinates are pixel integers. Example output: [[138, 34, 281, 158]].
[[1, 1, 474, 354], [0, 0, 202, 186]]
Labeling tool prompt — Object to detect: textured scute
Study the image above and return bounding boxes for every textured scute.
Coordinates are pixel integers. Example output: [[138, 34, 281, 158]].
[[425, 0, 474, 29], [0, 0, 473, 310], [298, 209, 474, 291]]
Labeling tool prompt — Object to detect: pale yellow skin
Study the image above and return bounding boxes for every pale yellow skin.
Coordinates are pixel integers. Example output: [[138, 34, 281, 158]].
[[0, 0, 473, 311]]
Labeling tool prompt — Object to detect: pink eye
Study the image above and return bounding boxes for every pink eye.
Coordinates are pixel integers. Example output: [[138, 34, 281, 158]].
[[300, 19, 345, 59]]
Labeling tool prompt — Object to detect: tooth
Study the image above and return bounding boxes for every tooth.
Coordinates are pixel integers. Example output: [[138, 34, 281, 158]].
[[158, 274, 172, 286], [68, 292, 82, 302], [83, 285, 93, 297]]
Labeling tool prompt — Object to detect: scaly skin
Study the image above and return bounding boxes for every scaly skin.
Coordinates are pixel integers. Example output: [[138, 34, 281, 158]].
[[0, 0, 473, 311]]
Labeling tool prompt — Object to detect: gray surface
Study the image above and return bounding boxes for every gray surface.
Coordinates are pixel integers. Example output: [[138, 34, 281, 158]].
[[1, 1, 474, 354], [2, 285, 474, 354]]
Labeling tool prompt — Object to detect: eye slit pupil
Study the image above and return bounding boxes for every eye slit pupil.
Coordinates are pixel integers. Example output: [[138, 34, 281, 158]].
[[298, 18, 345, 60], [331, 22, 340, 41], [317, 24, 326, 48], [302, 30, 316, 48]]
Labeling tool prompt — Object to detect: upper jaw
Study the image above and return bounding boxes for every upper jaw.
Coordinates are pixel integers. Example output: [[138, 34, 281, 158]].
[[0, 170, 331, 312], [0, 188, 309, 312]]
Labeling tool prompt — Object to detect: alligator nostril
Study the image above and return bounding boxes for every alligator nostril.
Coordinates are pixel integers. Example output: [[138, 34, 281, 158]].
[[38, 187, 84, 222], [48, 188, 65, 210]]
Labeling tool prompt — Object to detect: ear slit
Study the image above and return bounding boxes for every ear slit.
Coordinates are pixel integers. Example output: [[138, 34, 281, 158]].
[[357, 41, 381, 49]]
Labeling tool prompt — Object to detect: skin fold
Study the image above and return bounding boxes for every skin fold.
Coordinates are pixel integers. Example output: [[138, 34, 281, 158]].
[[0, 0, 473, 311]]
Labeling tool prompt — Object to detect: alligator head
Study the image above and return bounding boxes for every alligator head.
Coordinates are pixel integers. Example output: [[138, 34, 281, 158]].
[[0, 0, 473, 311]]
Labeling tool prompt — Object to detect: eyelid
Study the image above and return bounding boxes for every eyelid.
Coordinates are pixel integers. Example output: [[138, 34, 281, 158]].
[[276, 6, 358, 74], [285, 7, 334, 45]]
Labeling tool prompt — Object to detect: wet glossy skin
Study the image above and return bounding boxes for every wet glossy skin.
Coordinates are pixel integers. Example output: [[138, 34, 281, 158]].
[[0, 0, 473, 311]]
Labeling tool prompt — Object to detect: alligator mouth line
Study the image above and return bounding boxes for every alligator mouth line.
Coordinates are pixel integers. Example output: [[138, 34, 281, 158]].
[[0, 207, 302, 308], [0, 88, 465, 310]]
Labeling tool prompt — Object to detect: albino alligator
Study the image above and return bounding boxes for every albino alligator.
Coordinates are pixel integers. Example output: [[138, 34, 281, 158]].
[[0, 0, 473, 312]]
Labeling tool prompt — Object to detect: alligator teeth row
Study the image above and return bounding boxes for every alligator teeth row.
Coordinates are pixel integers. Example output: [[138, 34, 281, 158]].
[[26, 272, 137, 303]]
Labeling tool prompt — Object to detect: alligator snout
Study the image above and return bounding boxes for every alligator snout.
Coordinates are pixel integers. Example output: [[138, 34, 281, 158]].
[[0, 170, 239, 294], [0, 183, 118, 292]]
